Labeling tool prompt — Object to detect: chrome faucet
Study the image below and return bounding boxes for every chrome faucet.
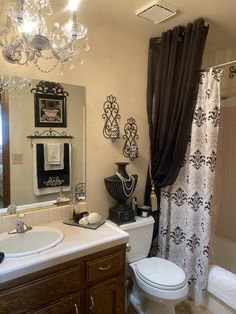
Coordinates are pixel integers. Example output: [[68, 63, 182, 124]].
[[8, 213, 32, 234]]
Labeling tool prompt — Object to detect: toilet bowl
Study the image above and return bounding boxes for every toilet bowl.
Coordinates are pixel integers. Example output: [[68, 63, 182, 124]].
[[119, 216, 188, 314], [129, 257, 188, 314]]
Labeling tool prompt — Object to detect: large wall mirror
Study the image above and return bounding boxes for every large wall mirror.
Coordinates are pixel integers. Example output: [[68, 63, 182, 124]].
[[0, 76, 86, 212]]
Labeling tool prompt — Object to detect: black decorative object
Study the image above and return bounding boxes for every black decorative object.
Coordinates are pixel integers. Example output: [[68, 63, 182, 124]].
[[31, 81, 69, 96], [31, 81, 69, 128], [229, 66, 236, 78], [102, 95, 120, 141], [104, 162, 138, 224], [27, 128, 73, 139], [122, 117, 139, 160]]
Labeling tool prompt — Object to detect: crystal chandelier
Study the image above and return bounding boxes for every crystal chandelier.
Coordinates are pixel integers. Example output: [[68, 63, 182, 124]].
[[0, 74, 32, 95], [0, 0, 89, 73]]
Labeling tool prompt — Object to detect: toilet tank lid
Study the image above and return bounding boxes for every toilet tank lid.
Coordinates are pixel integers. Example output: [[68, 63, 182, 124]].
[[120, 216, 154, 231]]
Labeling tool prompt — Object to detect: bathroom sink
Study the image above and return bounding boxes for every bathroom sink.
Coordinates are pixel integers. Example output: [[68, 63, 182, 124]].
[[0, 226, 64, 258]]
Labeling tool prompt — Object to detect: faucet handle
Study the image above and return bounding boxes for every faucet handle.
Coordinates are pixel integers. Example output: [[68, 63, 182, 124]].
[[17, 213, 25, 221]]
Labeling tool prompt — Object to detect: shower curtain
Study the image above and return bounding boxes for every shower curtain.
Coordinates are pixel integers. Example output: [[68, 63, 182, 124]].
[[158, 68, 222, 291]]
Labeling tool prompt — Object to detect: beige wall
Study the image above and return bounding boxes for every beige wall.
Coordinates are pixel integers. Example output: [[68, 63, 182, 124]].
[[214, 96, 236, 243], [0, 21, 149, 217], [203, 46, 236, 243]]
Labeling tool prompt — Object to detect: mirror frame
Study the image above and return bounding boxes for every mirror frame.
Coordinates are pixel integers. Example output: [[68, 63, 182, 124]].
[[0, 79, 86, 211], [0, 92, 10, 207]]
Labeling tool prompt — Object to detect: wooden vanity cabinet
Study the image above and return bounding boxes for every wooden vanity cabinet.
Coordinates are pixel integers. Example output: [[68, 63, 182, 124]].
[[34, 292, 80, 314], [84, 249, 124, 314], [86, 276, 123, 314], [0, 244, 126, 314]]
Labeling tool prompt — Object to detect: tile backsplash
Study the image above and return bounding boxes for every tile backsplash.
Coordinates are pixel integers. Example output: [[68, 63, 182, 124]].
[[0, 202, 87, 233]]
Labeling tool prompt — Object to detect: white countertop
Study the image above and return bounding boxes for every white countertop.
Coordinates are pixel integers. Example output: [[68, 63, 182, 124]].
[[0, 220, 129, 283]]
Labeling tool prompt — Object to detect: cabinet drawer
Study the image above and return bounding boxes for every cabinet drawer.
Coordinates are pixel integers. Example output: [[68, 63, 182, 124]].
[[86, 251, 123, 282], [0, 265, 81, 314]]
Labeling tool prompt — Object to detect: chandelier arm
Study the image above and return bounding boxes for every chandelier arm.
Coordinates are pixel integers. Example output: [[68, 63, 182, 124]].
[[51, 40, 75, 54], [52, 50, 71, 63], [2, 39, 24, 50]]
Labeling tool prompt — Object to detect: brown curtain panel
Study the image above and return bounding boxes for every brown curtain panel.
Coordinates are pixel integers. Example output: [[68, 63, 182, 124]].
[[146, 18, 209, 194]]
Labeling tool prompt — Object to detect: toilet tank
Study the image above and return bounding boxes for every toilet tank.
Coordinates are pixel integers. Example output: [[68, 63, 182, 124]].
[[120, 216, 155, 263]]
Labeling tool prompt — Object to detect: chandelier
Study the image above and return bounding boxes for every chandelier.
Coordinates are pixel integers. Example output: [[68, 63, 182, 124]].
[[0, 74, 32, 95], [0, 0, 89, 73]]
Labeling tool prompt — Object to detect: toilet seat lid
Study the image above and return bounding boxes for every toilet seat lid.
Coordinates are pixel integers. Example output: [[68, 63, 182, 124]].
[[134, 257, 186, 290]]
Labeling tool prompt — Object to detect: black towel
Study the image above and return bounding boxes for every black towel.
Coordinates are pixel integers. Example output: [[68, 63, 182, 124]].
[[36, 143, 70, 188]]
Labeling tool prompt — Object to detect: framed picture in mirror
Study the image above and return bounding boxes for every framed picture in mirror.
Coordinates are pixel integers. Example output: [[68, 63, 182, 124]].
[[34, 93, 67, 127]]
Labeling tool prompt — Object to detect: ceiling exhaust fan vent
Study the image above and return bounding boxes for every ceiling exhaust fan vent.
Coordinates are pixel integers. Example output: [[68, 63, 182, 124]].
[[136, 0, 177, 24]]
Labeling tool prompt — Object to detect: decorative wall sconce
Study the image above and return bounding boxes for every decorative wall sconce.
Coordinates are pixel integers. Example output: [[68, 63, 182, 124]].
[[102, 95, 120, 141], [229, 66, 236, 78], [122, 117, 139, 160]]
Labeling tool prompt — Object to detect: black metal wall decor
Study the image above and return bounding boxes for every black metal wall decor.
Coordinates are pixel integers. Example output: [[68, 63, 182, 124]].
[[229, 66, 236, 78], [31, 81, 69, 128], [27, 128, 73, 139], [102, 95, 120, 141], [122, 117, 139, 160]]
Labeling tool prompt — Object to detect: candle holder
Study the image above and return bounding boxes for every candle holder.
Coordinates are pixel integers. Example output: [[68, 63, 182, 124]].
[[122, 117, 139, 160], [229, 66, 236, 78], [102, 95, 120, 141]]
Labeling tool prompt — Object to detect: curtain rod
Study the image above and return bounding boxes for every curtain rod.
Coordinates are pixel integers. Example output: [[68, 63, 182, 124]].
[[201, 60, 236, 72]]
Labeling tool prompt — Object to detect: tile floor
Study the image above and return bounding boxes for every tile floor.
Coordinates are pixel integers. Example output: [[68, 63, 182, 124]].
[[128, 297, 213, 314]]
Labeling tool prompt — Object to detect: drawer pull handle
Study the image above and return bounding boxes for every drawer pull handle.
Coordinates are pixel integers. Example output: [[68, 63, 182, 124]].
[[89, 296, 95, 311], [98, 264, 111, 271], [74, 303, 79, 314], [126, 244, 131, 252]]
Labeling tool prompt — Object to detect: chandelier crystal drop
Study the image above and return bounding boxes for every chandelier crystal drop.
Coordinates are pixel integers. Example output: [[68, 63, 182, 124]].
[[0, 0, 89, 73]]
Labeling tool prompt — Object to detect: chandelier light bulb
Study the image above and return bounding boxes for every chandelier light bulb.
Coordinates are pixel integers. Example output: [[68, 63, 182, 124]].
[[18, 19, 37, 34], [67, 0, 80, 12]]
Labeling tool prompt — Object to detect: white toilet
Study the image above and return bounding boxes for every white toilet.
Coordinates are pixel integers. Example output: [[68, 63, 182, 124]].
[[120, 216, 188, 314]]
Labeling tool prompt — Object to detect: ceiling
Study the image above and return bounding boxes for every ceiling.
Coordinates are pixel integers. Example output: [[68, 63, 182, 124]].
[[75, 0, 236, 60], [1, 0, 236, 63]]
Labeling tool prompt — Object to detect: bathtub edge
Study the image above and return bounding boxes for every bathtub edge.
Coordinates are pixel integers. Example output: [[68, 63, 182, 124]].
[[189, 283, 235, 314]]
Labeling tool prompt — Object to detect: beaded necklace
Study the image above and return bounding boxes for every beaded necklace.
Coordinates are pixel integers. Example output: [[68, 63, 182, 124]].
[[116, 172, 135, 198]]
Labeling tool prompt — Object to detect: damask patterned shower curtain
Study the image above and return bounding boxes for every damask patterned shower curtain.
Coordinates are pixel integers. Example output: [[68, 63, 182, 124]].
[[157, 69, 222, 291]]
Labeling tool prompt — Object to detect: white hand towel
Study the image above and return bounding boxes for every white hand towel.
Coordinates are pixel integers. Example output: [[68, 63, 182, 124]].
[[207, 264, 236, 310], [45, 143, 61, 165], [33, 143, 71, 195], [44, 143, 64, 171]]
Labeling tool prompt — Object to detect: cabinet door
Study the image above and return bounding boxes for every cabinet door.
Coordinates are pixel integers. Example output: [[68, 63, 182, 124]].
[[87, 276, 124, 314], [34, 292, 80, 314], [0, 265, 81, 313]]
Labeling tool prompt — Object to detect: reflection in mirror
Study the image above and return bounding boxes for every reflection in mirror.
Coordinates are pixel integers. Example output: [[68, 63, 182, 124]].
[[0, 76, 86, 213]]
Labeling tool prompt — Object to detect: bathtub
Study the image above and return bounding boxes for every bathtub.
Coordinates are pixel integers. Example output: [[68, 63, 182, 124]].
[[189, 236, 236, 314], [213, 235, 236, 274]]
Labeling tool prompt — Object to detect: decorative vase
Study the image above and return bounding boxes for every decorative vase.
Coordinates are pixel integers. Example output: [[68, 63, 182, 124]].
[[104, 162, 138, 224]]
